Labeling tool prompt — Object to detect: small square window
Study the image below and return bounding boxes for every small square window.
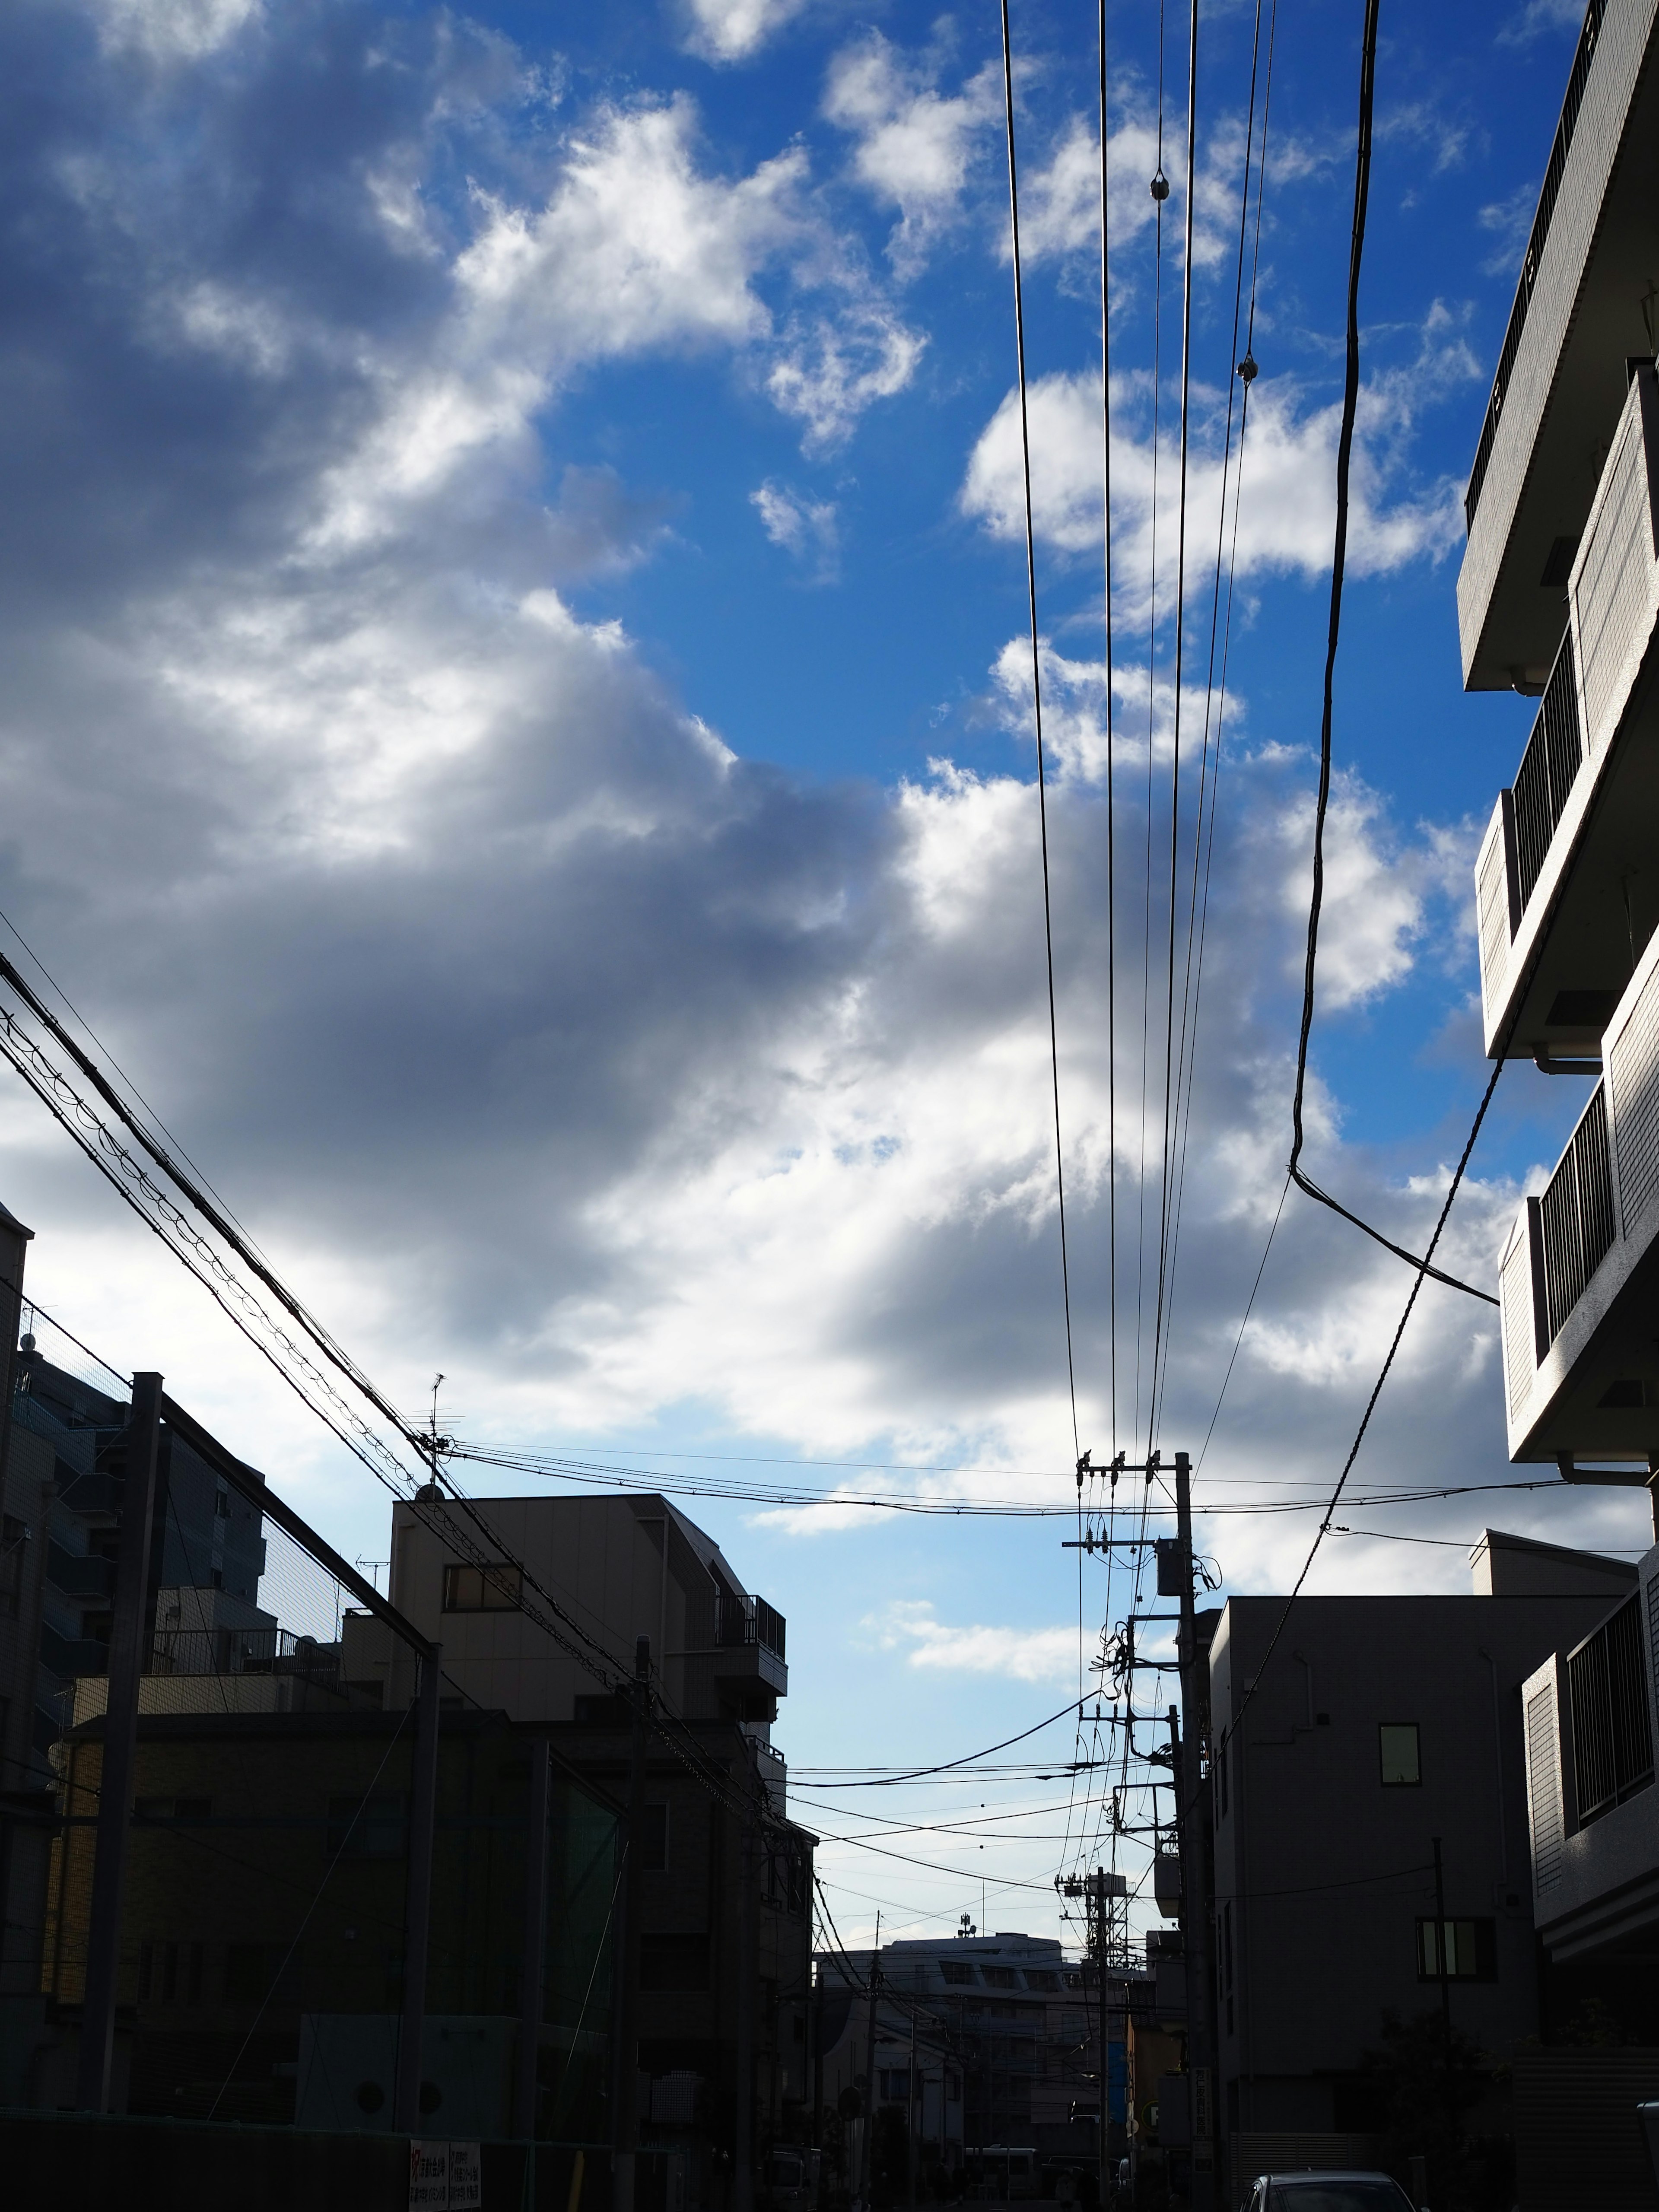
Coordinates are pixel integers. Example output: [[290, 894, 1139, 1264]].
[[1379, 1722, 1420, 1786]]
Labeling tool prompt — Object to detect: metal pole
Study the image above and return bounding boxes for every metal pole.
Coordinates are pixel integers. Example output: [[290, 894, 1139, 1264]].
[[516, 1738, 553, 2140], [76, 1370, 163, 2113], [394, 1640, 443, 2136], [614, 1637, 651, 2212], [1173, 1449, 1217, 2212]]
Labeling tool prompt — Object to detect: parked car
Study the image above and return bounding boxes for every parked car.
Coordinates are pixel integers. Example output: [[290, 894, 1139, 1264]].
[[1243, 2177, 1416, 2212]]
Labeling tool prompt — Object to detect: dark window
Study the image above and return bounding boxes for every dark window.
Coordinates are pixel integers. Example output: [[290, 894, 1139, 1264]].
[[1024, 1970, 1059, 1991], [982, 1966, 1017, 1988], [1416, 1918, 1497, 1982], [326, 1793, 404, 1858], [640, 1802, 669, 1872], [640, 1933, 710, 1991], [879, 2068, 912, 2102], [442, 1562, 523, 1612], [173, 1798, 211, 1821], [214, 1491, 230, 1519], [940, 1961, 975, 1985], [1379, 1723, 1420, 1786]]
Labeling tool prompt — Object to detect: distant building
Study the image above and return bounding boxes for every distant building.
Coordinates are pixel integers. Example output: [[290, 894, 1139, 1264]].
[[0, 1212, 273, 2099], [385, 1492, 817, 2210], [1209, 1530, 1637, 2183], [817, 1931, 1095, 2166]]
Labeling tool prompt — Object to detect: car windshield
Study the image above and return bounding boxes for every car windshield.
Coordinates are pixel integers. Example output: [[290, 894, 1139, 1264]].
[[1268, 2186, 1412, 2212]]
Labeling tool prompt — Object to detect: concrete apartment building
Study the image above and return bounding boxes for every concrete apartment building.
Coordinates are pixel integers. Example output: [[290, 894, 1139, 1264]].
[[381, 1491, 818, 2206], [1208, 1530, 1636, 2168], [1464, 0, 1659, 1466]]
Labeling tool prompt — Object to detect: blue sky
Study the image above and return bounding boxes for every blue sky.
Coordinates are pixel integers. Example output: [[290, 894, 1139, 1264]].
[[0, 0, 1645, 1947]]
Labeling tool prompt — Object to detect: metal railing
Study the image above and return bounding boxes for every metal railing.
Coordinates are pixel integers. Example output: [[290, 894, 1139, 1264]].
[[147, 1625, 341, 1679], [1511, 630, 1583, 912], [1538, 1083, 1615, 1344], [1464, 0, 1605, 531], [714, 1592, 786, 1659], [1568, 1592, 1653, 1824]]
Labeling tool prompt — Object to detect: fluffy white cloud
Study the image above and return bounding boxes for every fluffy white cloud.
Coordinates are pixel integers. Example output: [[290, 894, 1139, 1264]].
[[823, 33, 1002, 275], [864, 1600, 1082, 1683], [959, 320, 1476, 610], [681, 0, 806, 64]]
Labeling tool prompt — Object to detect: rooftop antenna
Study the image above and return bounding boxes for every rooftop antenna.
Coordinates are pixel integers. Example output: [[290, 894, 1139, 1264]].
[[417, 1372, 450, 1498]]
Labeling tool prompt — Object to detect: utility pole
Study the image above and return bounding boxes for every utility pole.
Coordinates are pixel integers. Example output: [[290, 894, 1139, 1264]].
[[515, 1738, 552, 2140], [908, 2001, 918, 2212], [860, 1911, 881, 2212], [1173, 1449, 1217, 2212], [76, 1371, 163, 2113], [614, 1636, 651, 2212], [394, 1637, 443, 2136], [1094, 1869, 1111, 2212]]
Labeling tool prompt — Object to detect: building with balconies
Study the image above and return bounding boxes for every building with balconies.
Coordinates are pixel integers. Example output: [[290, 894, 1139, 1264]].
[[382, 1491, 814, 2212], [1461, 0, 1659, 1467], [1519, 1541, 1659, 2034]]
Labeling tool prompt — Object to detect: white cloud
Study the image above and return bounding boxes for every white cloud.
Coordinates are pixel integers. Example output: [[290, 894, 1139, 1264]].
[[305, 95, 920, 544], [823, 33, 1001, 275], [1498, 0, 1587, 47], [752, 480, 840, 582], [959, 320, 1476, 612], [92, 0, 260, 60], [681, 0, 806, 64], [865, 1600, 1082, 1683]]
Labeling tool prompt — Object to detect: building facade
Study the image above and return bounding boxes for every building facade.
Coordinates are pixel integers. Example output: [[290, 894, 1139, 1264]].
[[1459, 0, 1659, 1472], [1208, 1532, 1636, 2169], [384, 1492, 817, 2207]]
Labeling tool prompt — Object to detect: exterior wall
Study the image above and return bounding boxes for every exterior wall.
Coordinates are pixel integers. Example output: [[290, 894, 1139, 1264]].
[[1210, 1591, 1622, 2134], [385, 1494, 783, 1728]]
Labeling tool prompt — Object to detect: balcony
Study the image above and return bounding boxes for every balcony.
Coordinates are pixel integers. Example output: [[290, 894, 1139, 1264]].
[[1457, 0, 1659, 691], [1475, 366, 1659, 1062], [1499, 913, 1659, 1460], [1522, 1576, 1659, 1959]]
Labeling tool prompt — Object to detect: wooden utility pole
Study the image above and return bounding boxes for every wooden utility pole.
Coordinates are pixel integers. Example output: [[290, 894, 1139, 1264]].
[[394, 1638, 443, 2135]]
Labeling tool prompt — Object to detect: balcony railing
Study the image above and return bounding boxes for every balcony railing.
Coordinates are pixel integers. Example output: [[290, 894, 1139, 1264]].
[[147, 1626, 339, 1680], [1538, 1083, 1615, 1345], [1567, 1592, 1653, 1825], [1464, 0, 1605, 532], [1511, 632, 1583, 912], [715, 1592, 786, 1659]]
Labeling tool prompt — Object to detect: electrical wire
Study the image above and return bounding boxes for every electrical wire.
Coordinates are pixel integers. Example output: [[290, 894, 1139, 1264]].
[[998, 0, 1082, 1466]]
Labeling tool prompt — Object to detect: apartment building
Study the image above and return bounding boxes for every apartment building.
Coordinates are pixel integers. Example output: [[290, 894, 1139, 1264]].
[[1461, 0, 1659, 1472], [382, 1491, 817, 2210], [1209, 1532, 1634, 2184], [0, 1209, 271, 2100]]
